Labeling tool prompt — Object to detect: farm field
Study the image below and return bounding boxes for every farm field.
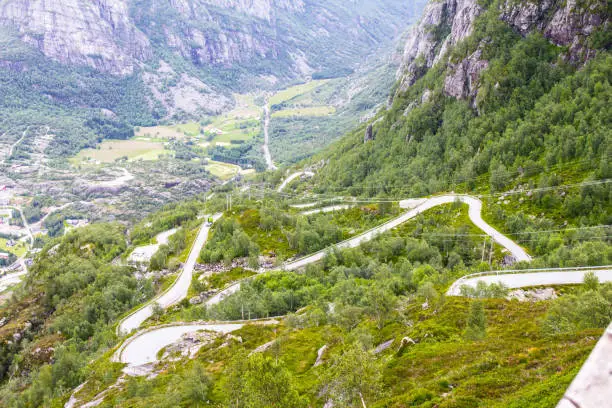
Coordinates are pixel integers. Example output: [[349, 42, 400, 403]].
[[135, 125, 193, 140], [135, 94, 261, 146], [205, 160, 245, 180], [203, 94, 261, 144], [268, 79, 336, 120], [0, 237, 27, 257], [71, 140, 167, 164], [268, 79, 329, 106], [271, 106, 336, 118]]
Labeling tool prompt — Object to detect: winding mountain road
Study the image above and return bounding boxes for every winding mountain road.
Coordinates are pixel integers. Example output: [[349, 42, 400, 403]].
[[127, 228, 178, 264], [113, 323, 244, 372], [2, 206, 34, 245], [97, 168, 134, 188], [0, 259, 28, 298], [0, 269, 26, 292], [72, 192, 611, 406], [117, 214, 222, 335], [277, 171, 315, 192], [284, 194, 532, 271], [7, 127, 28, 160], [446, 266, 612, 295], [300, 204, 353, 215]]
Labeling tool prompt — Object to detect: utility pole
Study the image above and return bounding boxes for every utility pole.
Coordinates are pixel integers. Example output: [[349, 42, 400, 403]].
[[488, 238, 494, 268], [481, 237, 486, 262]]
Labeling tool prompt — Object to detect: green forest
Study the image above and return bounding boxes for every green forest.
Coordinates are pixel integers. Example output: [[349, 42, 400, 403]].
[[0, 0, 610, 406]]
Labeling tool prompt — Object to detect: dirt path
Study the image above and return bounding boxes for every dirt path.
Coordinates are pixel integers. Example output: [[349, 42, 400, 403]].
[[7, 127, 28, 160], [262, 105, 277, 170]]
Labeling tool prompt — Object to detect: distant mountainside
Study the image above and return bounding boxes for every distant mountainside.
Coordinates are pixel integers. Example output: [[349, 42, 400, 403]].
[[313, 0, 610, 202], [0, 0, 427, 158], [0, 0, 426, 118], [0, 0, 421, 77]]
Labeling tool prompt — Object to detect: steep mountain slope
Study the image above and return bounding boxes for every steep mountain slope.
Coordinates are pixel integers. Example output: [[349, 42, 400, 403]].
[[312, 0, 610, 200], [0, 0, 151, 75], [0, 1, 610, 407]]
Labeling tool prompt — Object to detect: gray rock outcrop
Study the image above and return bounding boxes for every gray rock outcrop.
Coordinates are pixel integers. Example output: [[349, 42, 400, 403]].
[[396, 0, 609, 103], [397, 0, 482, 92], [500, 0, 607, 62], [444, 49, 489, 100], [0, 0, 151, 75], [364, 124, 374, 143]]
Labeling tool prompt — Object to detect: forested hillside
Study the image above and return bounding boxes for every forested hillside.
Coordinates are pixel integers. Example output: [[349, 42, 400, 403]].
[[0, 0, 609, 407], [312, 0, 610, 201]]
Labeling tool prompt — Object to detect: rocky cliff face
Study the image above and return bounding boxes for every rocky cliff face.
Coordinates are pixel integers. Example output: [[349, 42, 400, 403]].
[[132, 0, 424, 82], [398, 0, 482, 92], [0, 0, 151, 75], [0, 0, 422, 79], [500, 0, 607, 62], [397, 0, 609, 101]]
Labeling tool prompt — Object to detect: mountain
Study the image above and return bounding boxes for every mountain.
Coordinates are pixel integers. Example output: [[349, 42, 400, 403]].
[[0, 0, 420, 78], [312, 0, 610, 200], [0, 0, 426, 122], [0, 0, 610, 407], [0, 0, 151, 76]]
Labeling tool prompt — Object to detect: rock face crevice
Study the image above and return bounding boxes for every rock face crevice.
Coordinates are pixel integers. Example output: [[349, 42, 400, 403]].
[[398, 0, 482, 92], [444, 48, 489, 101], [500, 0, 608, 62]]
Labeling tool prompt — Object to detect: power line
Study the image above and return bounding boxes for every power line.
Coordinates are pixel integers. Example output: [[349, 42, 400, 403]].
[[250, 179, 612, 203], [403, 225, 611, 238]]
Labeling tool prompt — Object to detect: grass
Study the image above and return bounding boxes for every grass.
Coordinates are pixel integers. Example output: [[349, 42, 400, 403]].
[[228, 204, 399, 261], [0, 237, 27, 257], [173, 122, 201, 137], [306, 204, 401, 238], [268, 80, 329, 106], [74, 296, 602, 407], [203, 94, 261, 144], [205, 160, 243, 180], [236, 208, 296, 259], [178, 224, 201, 264], [137, 94, 262, 146], [136, 124, 197, 140], [271, 106, 336, 118], [71, 140, 167, 164], [204, 117, 260, 143], [207, 267, 256, 291]]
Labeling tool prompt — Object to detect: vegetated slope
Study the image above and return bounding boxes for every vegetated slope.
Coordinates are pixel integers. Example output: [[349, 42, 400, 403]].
[[298, 0, 611, 285], [312, 0, 610, 200], [267, 59, 402, 165], [0, 201, 206, 406], [55, 201, 612, 407], [0, 224, 150, 405]]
